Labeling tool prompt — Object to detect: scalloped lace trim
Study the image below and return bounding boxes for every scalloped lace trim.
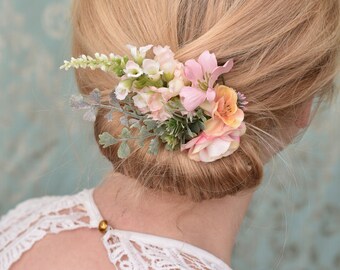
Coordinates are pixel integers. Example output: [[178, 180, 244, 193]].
[[0, 189, 231, 270]]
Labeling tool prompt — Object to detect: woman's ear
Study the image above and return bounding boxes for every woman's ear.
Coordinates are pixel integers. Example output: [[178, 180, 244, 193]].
[[295, 99, 313, 128]]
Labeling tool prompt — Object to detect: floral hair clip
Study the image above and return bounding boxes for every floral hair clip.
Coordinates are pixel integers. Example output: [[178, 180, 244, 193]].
[[60, 45, 247, 162]]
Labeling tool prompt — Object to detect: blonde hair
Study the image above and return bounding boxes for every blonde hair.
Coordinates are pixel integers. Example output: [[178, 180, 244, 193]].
[[71, 0, 340, 202]]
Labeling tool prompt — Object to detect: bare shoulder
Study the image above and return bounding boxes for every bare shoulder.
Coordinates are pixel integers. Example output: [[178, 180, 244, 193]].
[[11, 228, 114, 270]]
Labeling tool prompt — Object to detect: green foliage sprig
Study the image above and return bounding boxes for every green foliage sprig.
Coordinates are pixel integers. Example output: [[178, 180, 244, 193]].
[[71, 89, 209, 158]]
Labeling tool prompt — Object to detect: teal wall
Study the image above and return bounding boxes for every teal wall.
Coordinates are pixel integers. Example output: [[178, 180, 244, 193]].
[[1, 1, 339, 269]]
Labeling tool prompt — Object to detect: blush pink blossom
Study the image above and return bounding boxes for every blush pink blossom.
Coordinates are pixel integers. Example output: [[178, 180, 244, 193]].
[[132, 87, 171, 121], [179, 51, 234, 112], [153, 45, 175, 67], [181, 120, 246, 162]]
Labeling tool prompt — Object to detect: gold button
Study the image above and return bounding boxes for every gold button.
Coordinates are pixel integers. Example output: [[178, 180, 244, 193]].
[[98, 220, 108, 233]]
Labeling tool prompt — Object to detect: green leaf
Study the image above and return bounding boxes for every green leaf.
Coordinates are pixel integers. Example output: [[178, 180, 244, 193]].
[[151, 79, 164, 88], [120, 116, 129, 127], [189, 121, 203, 135], [98, 132, 119, 148], [154, 124, 166, 136], [120, 127, 131, 138], [143, 119, 158, 131], [162, 72, 174, 83], [134, 75, 164, 89], [161, 135, 179, 151], [133, 75, 149, 89], [186, 126, 196, 138], [117, 142, 131, 159], [198, 121, 205, 130], [123, 104, 133, 112], [137, 138, 145, 147], [129, 119, 141, 129], [113, 67, 125, 77], [122, 56, 129, 65], [148, 138, 159, 155], [139, 126, 150, 137], [196, 109, 208, 122]]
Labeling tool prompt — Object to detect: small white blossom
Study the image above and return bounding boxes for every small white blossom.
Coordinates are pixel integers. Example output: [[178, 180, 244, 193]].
[[161, 61, 177, 74], [168, 78, 184, 96], [99, 54, 108, 61], [132, 92, 149, 113], [115, 79, 133, 100], [124, 60, 143, 78], [127, 44, 153, 64], [142, 59, 163, 81]]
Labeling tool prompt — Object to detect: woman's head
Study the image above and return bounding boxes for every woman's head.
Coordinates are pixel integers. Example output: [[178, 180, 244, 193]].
[[71, 0, 340, 202]]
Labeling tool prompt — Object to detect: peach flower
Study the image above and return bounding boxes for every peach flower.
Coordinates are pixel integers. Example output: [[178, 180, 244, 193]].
[[211, 85, 244, 129]]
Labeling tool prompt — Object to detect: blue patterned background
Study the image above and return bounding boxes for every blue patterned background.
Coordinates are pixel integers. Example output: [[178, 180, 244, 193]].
[[0, 0, 339, 269]]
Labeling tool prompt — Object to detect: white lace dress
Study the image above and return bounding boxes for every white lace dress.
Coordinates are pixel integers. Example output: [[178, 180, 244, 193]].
[[0, 189, 232, 270]]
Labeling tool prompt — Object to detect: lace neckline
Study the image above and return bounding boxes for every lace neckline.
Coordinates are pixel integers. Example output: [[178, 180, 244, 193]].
[[83, 188, 232, 270]]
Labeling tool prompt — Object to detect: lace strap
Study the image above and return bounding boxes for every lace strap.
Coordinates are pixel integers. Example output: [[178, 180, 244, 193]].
[[0, 190, 95, 270]]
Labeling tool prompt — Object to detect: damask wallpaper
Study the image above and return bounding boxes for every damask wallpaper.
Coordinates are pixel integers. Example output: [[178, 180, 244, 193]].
[[0, 0, 339, 269]]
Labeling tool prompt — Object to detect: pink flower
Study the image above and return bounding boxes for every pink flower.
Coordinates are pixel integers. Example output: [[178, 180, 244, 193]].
[[179, 51, 234, 112], [132, 87, 171, 121], [181, 119, 246, 162]]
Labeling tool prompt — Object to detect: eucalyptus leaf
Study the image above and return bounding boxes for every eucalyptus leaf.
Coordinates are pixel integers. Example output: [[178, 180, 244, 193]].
[[105, 110, 115, 122], [139, 126, 151, 138], [137, 137, 145, 147], [129, 119, 141, 129], [117, 142, 131, 159], [88, 88, 101, 104], [98, 132, 119, 148], [120, 116, 129, 127], [83, 108, 97, 122], [70, 95, 91, 110], [120, 127, 131, 138], [109, 92, 121, 108], [154, 125, 166, 136], [148, 137, 159, 155], [123, 104, 134, 113], [143, 119, 158, 131]]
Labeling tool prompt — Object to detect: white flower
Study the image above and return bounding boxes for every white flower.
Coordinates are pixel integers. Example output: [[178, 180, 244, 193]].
[[94, 53, 108, 61], [127, 44, 153, 64], [115, 79, 133, 100], [142, 59, 163, 81], [93, 53, 110, 71], [151, 82, 183, 102], [70, 57, 79, 68], [132, 92, 150, 113], [124, 60, 143, 78], [153, 45, 177, 80], [161, 61, 177, 75], [153, 45, 175, 66], [167, 77, 184, 98]]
